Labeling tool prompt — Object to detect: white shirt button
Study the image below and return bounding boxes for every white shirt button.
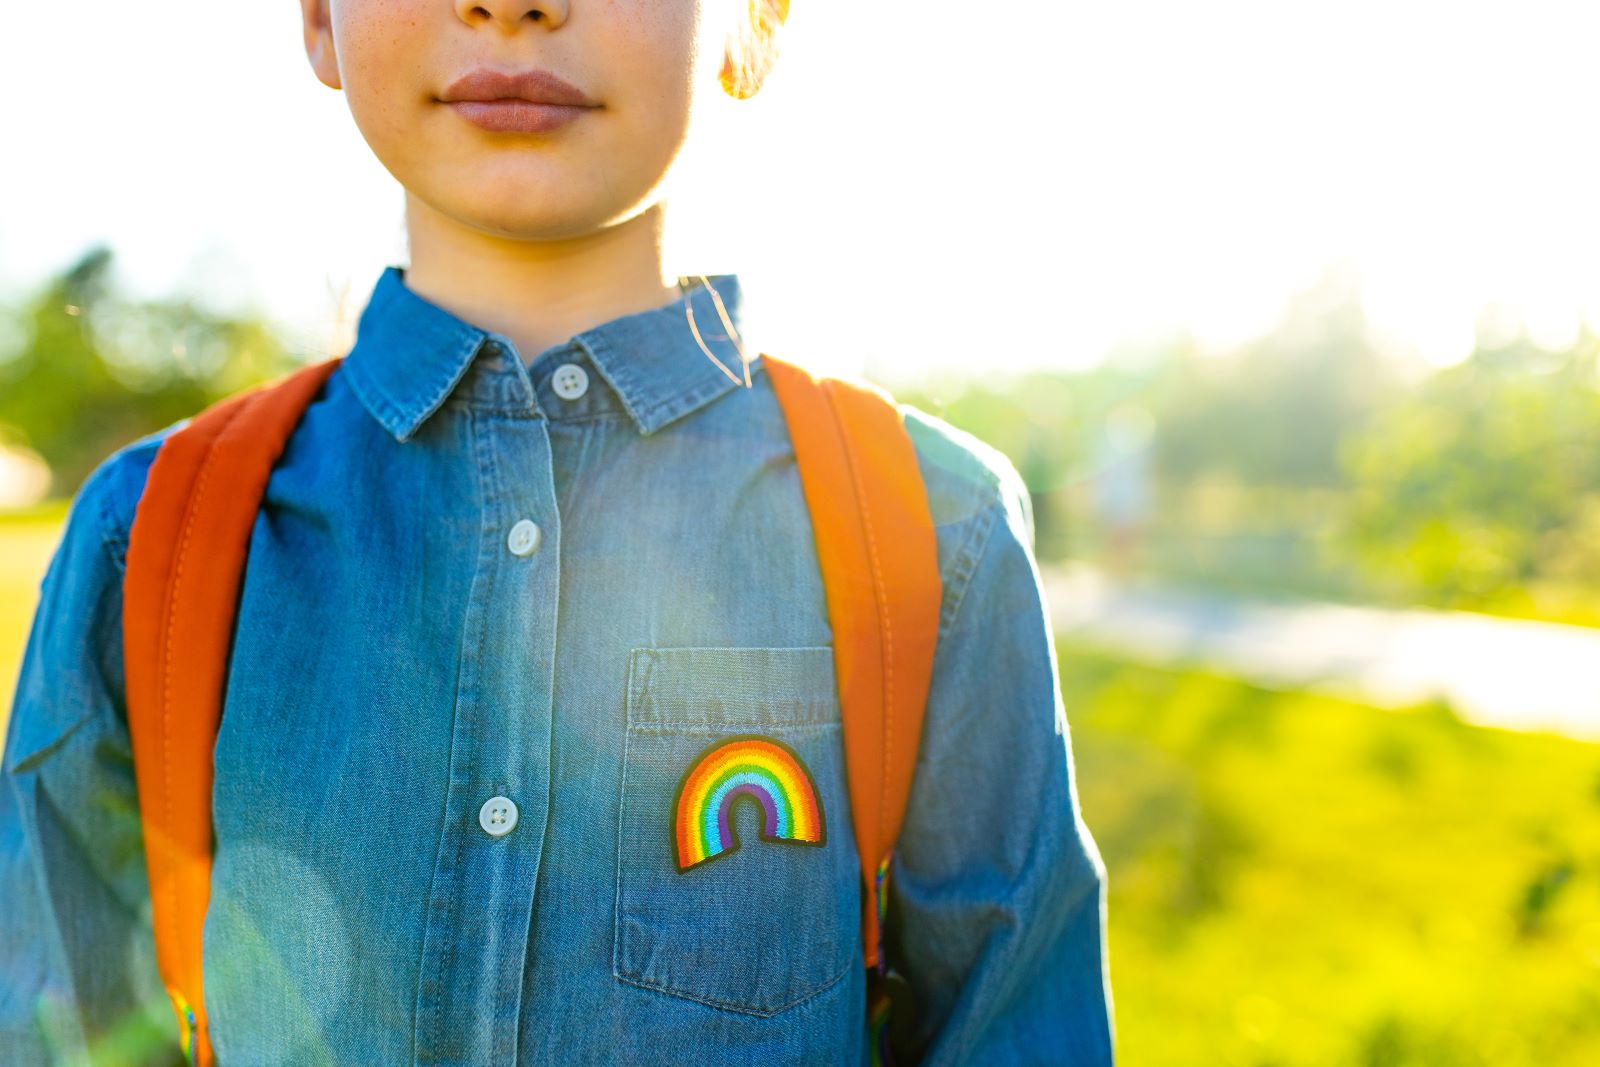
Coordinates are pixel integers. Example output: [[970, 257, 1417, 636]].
[[507, 519, 542, 557], [479, 795, 519, 837], [551, 362, 589, 400]]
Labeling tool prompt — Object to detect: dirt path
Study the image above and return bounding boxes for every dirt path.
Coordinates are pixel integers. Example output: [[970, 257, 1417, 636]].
[[1042, 563, 1600, 743]]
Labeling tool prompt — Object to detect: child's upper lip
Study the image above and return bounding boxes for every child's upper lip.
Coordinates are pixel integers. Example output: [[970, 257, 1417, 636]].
[[438, 68, 599, 108]]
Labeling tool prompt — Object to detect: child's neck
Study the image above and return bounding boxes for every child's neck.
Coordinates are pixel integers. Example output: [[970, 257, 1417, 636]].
[[401, 192, 683, 366]]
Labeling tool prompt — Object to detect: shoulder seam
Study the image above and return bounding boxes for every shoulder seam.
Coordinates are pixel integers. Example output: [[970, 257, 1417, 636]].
[[92, 458, 132, 577], [935, 496, 1006, 644], [97, 470, 128, 575]]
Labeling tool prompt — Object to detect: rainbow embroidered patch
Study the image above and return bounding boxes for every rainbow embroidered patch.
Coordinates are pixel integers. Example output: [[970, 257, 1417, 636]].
[[672, 734, 826, 871]]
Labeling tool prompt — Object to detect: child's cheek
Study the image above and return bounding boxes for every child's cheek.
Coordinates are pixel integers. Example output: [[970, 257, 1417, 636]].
[[327, 0, 445, 171]]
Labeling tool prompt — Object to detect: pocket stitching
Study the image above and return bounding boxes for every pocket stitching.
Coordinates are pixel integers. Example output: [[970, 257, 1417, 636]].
[[611, 704, 634, 994], [626, 646, 838, 728], [629, 720, 839, 734], [614, 645, 853, 1016], [612, 949, 853, 1018]]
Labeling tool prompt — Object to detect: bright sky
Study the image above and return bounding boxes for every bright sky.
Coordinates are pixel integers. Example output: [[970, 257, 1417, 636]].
[[4, 1, 1600, 387]]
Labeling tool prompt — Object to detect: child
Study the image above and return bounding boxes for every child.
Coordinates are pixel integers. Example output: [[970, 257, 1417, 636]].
[[0, 0, 1115, 1063]]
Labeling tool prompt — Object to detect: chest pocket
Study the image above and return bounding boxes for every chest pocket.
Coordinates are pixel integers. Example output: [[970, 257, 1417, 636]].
[[613, 645, 858, 1016]]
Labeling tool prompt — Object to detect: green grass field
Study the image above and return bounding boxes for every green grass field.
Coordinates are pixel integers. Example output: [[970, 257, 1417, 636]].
[[1, 502, 68, 732], [1066, 644, 1600, 1066], [2, 515, 1597, 1065]]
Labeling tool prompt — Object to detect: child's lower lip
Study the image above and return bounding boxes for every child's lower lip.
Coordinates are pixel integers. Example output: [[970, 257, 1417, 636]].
[[446, 100, 591, 133]]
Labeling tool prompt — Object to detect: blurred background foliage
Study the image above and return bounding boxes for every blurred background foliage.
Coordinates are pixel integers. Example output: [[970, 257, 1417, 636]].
[[4, 250, 1600, 1065], [0, 245, 298, 498], [898, 269, 1600, 626]]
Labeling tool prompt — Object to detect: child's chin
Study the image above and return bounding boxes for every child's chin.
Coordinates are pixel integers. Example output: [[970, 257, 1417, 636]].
[[411, 184, 576, 239], [430, 179, 657, 242]]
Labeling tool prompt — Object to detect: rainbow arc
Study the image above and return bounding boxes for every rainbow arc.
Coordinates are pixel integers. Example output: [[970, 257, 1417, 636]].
[[672, 735, 826, 871]]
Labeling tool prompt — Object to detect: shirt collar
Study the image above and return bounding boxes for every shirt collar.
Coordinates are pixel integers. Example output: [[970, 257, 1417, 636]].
[[342, 265, 760, 442]]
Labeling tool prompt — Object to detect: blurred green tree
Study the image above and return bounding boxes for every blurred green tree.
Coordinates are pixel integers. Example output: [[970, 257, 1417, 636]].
[[0, 246, 299, 497], [1337, 331, 1600, 610], [1154, 270, 1399, 491]]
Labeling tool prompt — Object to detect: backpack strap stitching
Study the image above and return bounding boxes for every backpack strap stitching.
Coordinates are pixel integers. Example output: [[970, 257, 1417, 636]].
[[823, 379, 896, 865], [155, 391, 254, 1053]]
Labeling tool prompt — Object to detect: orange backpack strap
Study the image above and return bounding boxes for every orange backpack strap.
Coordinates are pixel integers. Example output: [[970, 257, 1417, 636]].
[[762, 354, 943, 975], [123, 356, 341, 1066]]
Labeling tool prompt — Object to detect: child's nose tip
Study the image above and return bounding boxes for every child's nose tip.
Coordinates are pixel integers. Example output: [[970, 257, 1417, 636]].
[[455, 0, 570, 31]]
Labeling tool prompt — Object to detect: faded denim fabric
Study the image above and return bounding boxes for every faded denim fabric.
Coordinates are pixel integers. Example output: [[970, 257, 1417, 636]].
[[1, 267, 1115, 1065]]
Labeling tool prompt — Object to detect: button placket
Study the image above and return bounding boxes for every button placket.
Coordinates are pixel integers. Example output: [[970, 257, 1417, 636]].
[[414, 410, 558, 1064]]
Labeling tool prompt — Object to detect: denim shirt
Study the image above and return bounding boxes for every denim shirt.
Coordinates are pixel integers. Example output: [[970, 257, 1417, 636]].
[[1, 267, 1115, 1065]]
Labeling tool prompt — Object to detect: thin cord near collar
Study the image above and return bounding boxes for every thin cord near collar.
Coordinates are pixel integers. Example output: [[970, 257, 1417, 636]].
[[678, 274, 755, 389]]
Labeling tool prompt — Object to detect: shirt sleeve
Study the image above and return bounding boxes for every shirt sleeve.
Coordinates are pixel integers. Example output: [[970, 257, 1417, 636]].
[[887, 468, 1116, 1065], [0, 458, 181, 1064]]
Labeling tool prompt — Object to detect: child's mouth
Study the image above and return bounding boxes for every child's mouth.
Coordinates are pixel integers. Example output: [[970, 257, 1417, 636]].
[[438, 66, 600, 134], [446, 99, 592, 134]]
